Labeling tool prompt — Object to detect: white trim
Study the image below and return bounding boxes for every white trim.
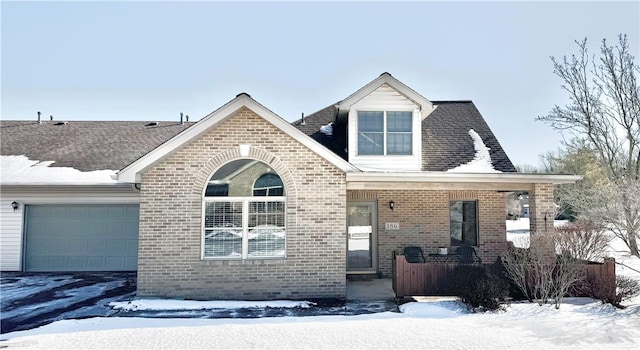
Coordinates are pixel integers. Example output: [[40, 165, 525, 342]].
[[338, 73, 436, 119], [117, 95, 359, 183], [346, 172, 582, 184]]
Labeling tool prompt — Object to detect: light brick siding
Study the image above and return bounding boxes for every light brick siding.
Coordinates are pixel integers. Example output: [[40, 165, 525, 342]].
[[529, 183, 555, 235], [138, 107, 347, 300], [350, 189, 508, 277]]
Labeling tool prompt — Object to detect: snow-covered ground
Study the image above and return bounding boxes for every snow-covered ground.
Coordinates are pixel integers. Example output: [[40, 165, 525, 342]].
[[1, 220, 639, 349]]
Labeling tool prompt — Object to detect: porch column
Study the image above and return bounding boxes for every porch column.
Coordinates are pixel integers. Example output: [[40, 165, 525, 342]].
[[529, 183, 555, 235]]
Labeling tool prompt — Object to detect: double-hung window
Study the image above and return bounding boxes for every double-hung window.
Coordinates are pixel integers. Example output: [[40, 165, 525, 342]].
[[450, 201, 478, 246], [357, 111, 412, 155], [203, 159, 286, 259]]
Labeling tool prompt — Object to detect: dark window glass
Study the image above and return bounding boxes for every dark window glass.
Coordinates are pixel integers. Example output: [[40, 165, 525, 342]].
[[450, 201, 478, 246], [358, 111, 384, 155]]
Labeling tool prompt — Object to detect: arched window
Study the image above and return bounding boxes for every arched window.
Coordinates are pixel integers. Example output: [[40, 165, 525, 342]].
[[253, 173, 284, 196], [203, 159, 285, 259]]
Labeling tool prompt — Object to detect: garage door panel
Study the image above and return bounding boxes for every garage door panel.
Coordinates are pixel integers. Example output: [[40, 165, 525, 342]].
[[87, 256, 105, 269], [87, 239, 106, 254], [25, 204, 139, 272], [106, 239, 125, 252], [49, 206, 68, 218], [68, 256, 88, 269], [125, 240, 138, 254], [88, 206, 105, 218], [68, 239, 87, 254]]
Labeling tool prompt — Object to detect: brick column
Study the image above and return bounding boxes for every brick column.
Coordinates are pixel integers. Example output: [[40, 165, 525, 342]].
[[529, 183, 555, 235]]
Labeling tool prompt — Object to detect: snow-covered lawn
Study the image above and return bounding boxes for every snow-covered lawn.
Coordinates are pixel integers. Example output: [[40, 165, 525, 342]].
[[1, 219, 638, 349], [2, 298, 638, 349]]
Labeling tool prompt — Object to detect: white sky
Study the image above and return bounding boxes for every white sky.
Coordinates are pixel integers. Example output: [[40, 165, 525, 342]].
[[2, 0, 639, 167]]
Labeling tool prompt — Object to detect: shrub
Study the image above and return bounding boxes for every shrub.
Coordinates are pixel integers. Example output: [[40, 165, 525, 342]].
[[448, 265, 509, 311], [585, 275, 640, 308]]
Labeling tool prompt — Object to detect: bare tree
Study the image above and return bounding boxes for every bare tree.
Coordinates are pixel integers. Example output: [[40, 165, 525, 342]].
[[506, 193, 523, 219], [538, 34, 640, 257]]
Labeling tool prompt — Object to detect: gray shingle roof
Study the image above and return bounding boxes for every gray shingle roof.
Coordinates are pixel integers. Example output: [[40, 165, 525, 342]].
[[423, 101, 516, 172], [292, 101, 517, 172], [1, 121, 194, 171], [291, 103, 347, 160], [1, 101, 516, 174]]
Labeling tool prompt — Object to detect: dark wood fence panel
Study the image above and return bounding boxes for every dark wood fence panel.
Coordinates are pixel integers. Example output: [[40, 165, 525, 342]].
[[392, 254, 616, 298]]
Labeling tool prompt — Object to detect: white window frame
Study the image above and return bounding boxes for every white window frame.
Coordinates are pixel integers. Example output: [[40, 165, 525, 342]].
[[356, 110, 414, 156], [202, 196, 286, 260]]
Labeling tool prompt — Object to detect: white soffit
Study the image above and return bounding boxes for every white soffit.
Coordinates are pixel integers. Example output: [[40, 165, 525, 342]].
[[117, 94, 359, 183]]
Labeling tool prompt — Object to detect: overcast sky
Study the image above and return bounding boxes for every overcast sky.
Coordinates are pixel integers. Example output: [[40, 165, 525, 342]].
[[2, 1, 638, 167]]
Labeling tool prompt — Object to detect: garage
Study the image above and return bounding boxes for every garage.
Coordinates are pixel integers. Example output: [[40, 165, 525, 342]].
[[24, 204, 139, 272]]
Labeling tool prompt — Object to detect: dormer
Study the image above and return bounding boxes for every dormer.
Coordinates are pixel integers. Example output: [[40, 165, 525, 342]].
[[337, 73, 436, 171]]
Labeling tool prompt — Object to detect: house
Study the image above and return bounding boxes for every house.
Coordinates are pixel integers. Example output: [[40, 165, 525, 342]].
[[0, 73, 580, 300]]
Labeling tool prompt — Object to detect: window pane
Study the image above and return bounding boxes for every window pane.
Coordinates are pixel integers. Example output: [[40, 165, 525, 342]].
[[387, 133, 412, 155], [387, 111, 412, 132], [358, 111, 383, 132], [253, 173, 284, 196], [450, 222, 464, 246], [463, 223, 478, 246], [204, 229, 243, 257], [204, 202, 242, 228], [450, 202, 463, 222], [204, 202, 243, 258], [248, 201, 285, 257], [358, 132, 384, 155], [205, 184, 229, 197], [463, 202, 477, 222]]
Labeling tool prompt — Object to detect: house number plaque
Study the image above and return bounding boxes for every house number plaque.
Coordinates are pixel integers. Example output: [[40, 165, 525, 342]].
[[385, 222, 400, 230]]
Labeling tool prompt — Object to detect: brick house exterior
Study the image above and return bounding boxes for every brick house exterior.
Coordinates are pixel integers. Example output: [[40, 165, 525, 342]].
[[1, 73, 577, 300], [136, 107, 348, 299]]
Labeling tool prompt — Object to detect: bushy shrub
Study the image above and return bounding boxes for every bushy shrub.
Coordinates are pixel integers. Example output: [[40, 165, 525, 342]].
[[584, 275, 640, 308], [448, 265, 509, 311]]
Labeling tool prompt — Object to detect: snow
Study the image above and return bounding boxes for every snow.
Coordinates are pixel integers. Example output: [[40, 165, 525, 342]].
[[447, 129, 501, 173], [319, 122, 333, 136], [0, 155, 117, 184], [2, 299, 638, 349], [110, 299, 313, 311], [2, 219, 638, 349]]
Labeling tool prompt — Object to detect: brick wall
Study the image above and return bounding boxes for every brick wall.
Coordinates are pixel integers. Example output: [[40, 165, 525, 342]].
[[137, 107, 347, 300], [529, 183, 555, 235], [349, 189, 507, 277]]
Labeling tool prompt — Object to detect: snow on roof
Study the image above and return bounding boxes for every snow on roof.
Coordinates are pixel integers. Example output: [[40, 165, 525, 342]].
[[447, 129, 501, 173], [0, 155, 118, 184], [319, 122, 333, 136]]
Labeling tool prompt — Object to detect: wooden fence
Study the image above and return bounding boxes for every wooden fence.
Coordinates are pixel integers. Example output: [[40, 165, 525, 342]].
[[392, 253, 616, 298]]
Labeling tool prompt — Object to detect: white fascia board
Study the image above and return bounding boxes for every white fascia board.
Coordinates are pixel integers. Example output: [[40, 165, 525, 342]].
[[0, 182, 133, 187], [338, 73, 435, 117], [117, 95, 358, 183], [346, 172, 583, 185]]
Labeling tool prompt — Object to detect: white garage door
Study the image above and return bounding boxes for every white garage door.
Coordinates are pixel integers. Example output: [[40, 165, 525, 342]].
[[24, 204, 139, 272]]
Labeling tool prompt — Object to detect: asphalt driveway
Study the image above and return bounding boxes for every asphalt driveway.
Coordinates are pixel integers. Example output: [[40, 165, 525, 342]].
[[0, 272, 136, 334], [1, 273, 398, 335]]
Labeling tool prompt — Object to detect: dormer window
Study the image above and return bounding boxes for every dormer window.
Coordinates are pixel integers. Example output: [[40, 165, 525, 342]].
[[357, 111, 412, 156]]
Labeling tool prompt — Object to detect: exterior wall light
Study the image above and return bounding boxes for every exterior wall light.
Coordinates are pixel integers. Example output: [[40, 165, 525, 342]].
[[11, 201, 19, 211], [389, 201, 395, 211]]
